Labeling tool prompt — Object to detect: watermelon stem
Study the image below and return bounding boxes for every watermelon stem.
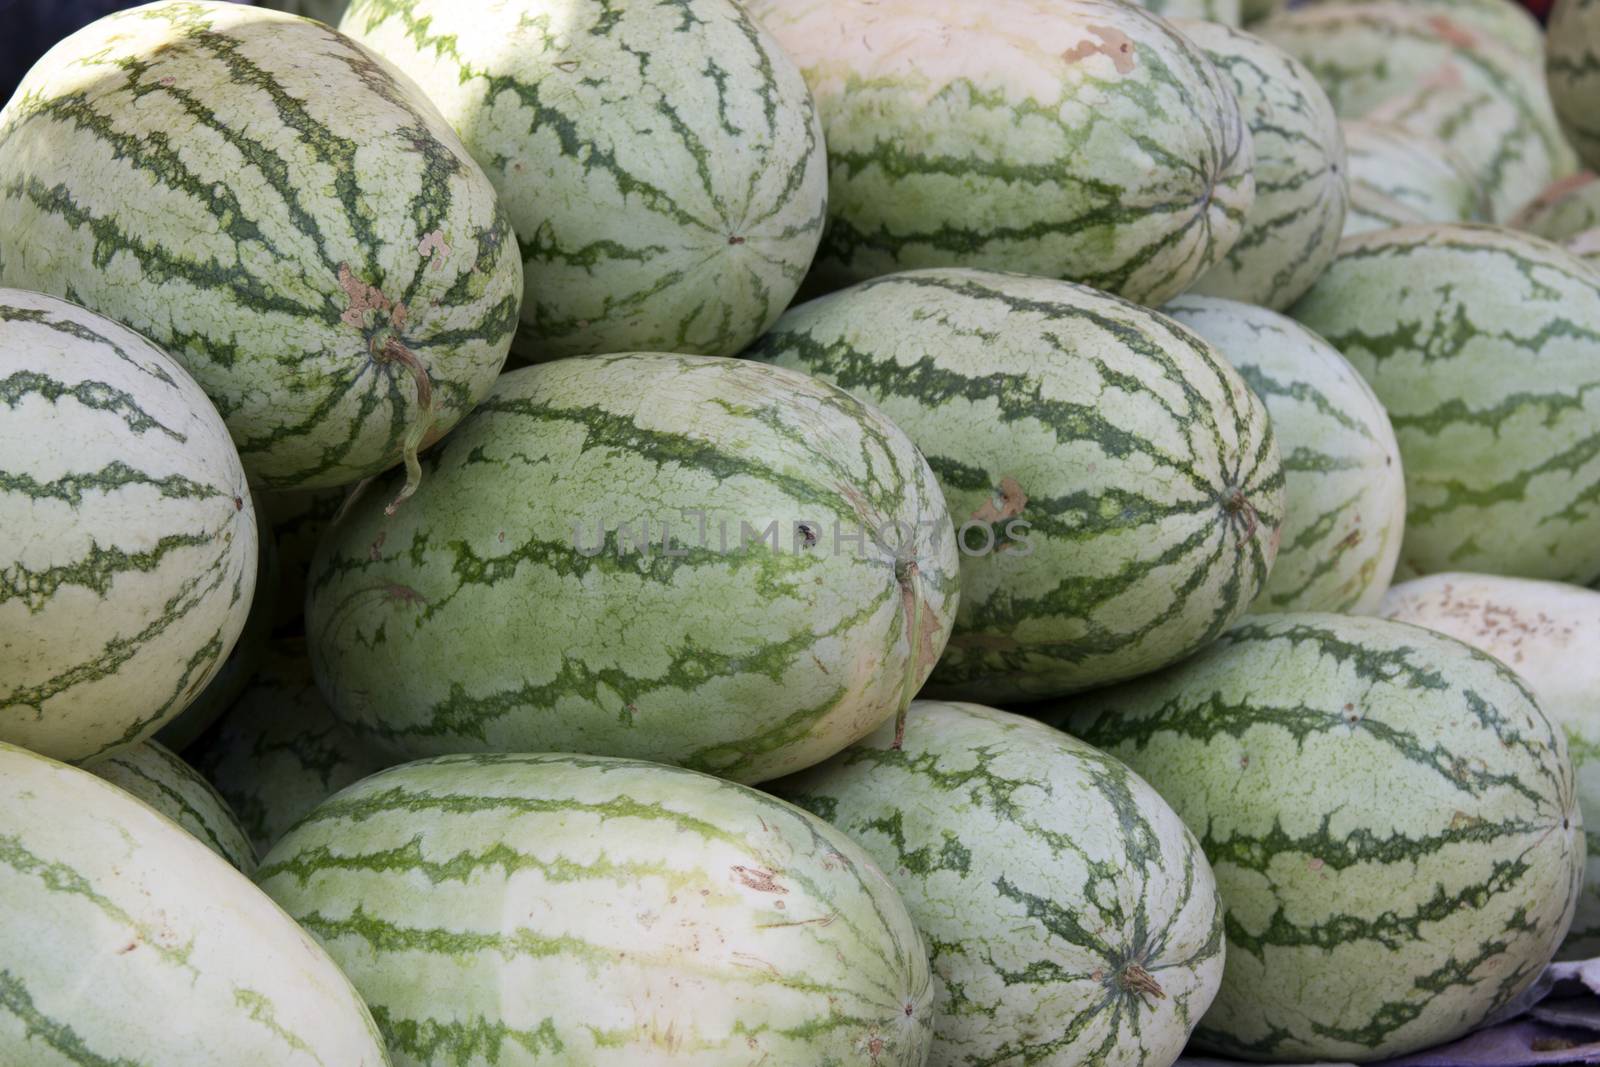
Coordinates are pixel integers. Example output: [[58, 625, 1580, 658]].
[[1119, 962, 1166, 1002], [372, 334, 436, 516]]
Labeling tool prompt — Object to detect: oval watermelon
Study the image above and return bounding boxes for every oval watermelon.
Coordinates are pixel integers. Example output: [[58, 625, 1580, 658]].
[[0, 2, 522, 495], [747, 269, 1284, 703], [306, 353, 960, 783], [339, 0, 826, 362], [1165, 295, 1404, 614], [1290, 224, 1600, 584], [1340, 118, 1488, 237], [87, 740, 256, 874], [258, 752, 935, 1066], [1549, 0, 1600, 171], [1512, 172, 1600, 243], [744, 0, 1256, 306], [774, 700, 1225, 1067], [1, 288, 257, 764], [1046, 613, 1583, 1063], [0, 741, 388, 1065], [1382, 572, 1600, 960]]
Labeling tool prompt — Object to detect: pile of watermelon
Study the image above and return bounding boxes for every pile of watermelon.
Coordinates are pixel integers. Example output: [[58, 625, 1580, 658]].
[[2, 0, 1599, 1063]]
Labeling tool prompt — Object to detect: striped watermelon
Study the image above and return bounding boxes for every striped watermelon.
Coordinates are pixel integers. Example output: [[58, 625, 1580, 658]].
[[774, 700, 1226, 1067], [1512, 172, 1600, 242], [0, 1, 522, 496], [1341, 119, 1488, 237], [1164, 295, 1404, 614], [190, 640, 383, 857], [339, 0, 827, 363], [743, 0, 1255, 306], [1047, 613, 1583, 1063], [1137, 0, 1242, 25], [1381, 572, 1600, 959], [1306, 0, 1546, 65], [258, 752, 934, 1066], [0, 741, 388, 1066], [1180, 21, 1347, 310], [1, 288, 257, 764], [88, 740, 256, 874], [264, 486, 345, 631], [306, 353, 960, 783], [1290, 224, 1600, 584], [1550, 0, 1600, 171], [747, 269, 1284, 703]]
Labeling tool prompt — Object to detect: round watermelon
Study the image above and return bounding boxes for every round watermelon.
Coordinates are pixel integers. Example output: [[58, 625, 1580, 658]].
[[1340, 118, 1488, 237], [87, 740, 256, 874]]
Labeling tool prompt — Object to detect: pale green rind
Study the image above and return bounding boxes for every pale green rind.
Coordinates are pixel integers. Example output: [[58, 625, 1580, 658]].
[[190, 640, 385, 857], [87, 740, 257, 874], [1304, 0, 1545, 65], [0, 1, 522, 491], [0, 287, 257, 763], [1511, 172, 1600, 242], [747, 269, 1284, 703], [1289, 224, 1600, 584], [744, 0, 1256, 307], [339, 0, 826, 361], [264, 486, 347, 631], [1381, 573, 1600, 960], [0, 741, 389, 1066], [1572, 227, 1600, 263], [1137, 0, 1242, 26], [1549, 0, 1600, 172], [1046, 613, 1583, 1063], [1164, 296, 1404, 615], [1340, 119, 1488, 239], [306, 353, 960, 783], [1181, 21, 1348, 310], [774, 700, 1226, 1067], [257, 752, 935, 1067]]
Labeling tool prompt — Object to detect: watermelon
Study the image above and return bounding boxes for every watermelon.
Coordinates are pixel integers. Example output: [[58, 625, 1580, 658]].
[[1340, 118, 1489, 237], [1381, 573, 1600, 959], [1305, 0, 1546, 66], [1, 288, 257, 764], [1512, 172, 1600, 242], [87, 740, 256, 874], [743, 0, 1256, 306], [0, 741, 388, 1066], [190, 640, 384, 857], [1572, 227, 1600, 263], [1137, 0, 1242, 25], [257, 752, 934, 1066], [773, 700, 1226, 1067], [1181, 21, 1348, 310], [1550, 0, 1600, 171], [1290, 224, 1600, 584], [1164, 295, 1404, 614], [306, 353, 960, 783], [339, 0, 826, 363], [264, 486, 346, 631], [747, 269, 1284, 703], [1047, 613, 1583, 1063], [0, 2, 522, 496]]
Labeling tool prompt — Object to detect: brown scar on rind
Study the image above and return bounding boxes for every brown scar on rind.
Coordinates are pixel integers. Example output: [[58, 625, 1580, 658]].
[[1062, 26, 1137, 75], [970, 475, 1028, 523], [731, 865, 788, 893]]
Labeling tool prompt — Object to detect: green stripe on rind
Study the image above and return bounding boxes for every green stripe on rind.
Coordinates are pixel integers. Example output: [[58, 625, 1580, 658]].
[[748, 268, 1284, 703], [256, 752, 934, 1067], [305, 352, 960, 784], [339, 0, 826, 362], [88, 741, 257, 874], [0, 741, 388, 1066], [1164, 295, 1404, 614], [1181, 21, 1348, 311], [0, 288, 257, 764], [0, 1, 520, 491], [1045, 612, 1583, 1063], [1549, 0, 1600, 172], [772, 700, 1225, 1067], [744, 0, 1255, 307], [1511, 172, 1600, 244], [1340, 119, 1488, 240], [1288, 223, 1600, 584]]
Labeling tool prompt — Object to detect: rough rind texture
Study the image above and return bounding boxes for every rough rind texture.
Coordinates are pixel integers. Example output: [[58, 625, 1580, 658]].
[[307, 353, 960, 783], [1290, 225, 1600, 584], [1049, 613, 1583, 1063], [1550, 0, 1600, 171], [1382, 573, 1600, 960], [189, 641, 384, 857], [748, 269, 1284, 703], [1340, 119, 1488, 237], [774, 700, 1226, 1067], [744, 0, 1256, 306], [0, 1, 522, 491], [257, 752, 935, 1067], [1306, 0, 1545, 65], [1513, 172, 1600, 243], [0, 742, 389, 1066], [1181, 21, 1348, 310], [339, 0, 826, 362], [1165, 296, 1403, 614], [0, 288, 257, 764], [87, 740, 257, 874]]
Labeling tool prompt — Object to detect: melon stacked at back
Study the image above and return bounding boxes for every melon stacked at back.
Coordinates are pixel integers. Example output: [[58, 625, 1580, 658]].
[[1549, 0, 1600, 171], [1338, 118, 1489, 237], [1512, 171, 1600, 264]]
